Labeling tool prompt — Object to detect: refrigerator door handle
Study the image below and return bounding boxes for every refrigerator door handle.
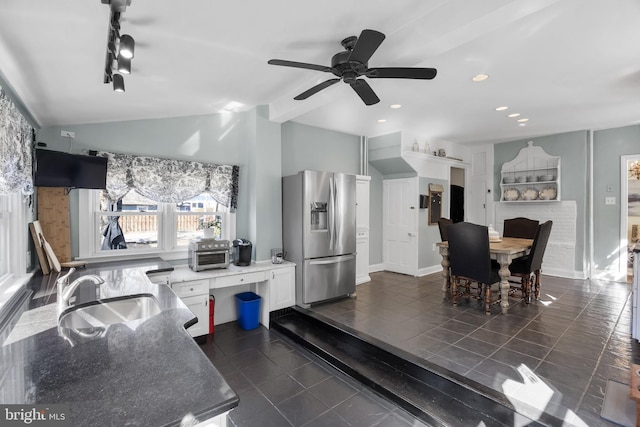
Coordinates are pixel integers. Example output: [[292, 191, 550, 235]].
[[309, 255, 355, 265], [328, 176, 335, 250], [333, 177, 338, 249]]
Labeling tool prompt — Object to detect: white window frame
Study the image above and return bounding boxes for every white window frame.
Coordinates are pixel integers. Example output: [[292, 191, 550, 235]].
[[0, 192, 31, 312], [78, 189, 235, 261]]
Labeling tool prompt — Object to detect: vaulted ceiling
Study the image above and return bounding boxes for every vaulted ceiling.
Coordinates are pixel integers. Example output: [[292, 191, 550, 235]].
[[1, 0, 639, 146]]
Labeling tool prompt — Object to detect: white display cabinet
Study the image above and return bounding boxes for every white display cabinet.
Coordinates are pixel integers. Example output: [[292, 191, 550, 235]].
[[500, 141, 561, 202]]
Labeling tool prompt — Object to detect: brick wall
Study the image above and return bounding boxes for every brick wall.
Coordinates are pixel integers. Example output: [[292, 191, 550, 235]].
[[495, 201, 579, 278]]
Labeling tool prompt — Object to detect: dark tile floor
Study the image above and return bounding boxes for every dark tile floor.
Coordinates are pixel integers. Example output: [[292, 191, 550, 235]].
[[198, 321, 429, 426], [310, 271, 638, 427]]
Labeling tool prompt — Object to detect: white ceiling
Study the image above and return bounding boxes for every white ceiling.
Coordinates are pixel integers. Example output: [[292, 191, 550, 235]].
[[1, 0, 640, 146]]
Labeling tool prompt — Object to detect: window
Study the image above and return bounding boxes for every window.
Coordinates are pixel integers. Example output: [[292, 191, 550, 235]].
[[0, 192, 30, 311], [79, 189, 235, 259]]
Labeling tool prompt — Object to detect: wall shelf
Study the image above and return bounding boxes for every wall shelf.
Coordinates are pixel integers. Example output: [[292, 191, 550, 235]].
[[500, 141, 561, 202]]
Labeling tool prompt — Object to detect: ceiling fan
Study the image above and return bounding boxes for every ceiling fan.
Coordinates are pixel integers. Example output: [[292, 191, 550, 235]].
[[268, 29, 437, 106]]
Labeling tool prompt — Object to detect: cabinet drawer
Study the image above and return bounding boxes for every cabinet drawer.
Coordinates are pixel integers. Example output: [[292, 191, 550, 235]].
[[214, 271, 267, 288], [172, 279, 209, 298]]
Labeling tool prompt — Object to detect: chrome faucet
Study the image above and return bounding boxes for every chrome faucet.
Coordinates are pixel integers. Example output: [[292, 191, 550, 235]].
[[57, 268, 105, 307]]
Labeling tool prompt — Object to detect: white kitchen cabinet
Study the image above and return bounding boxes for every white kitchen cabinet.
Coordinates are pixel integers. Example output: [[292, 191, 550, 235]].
[[356, 234, 370, 284], [269, 266, 295, 311], [356, 176, 371, 230], [356, 175, 371, 284], [171, 279, 209, 338]]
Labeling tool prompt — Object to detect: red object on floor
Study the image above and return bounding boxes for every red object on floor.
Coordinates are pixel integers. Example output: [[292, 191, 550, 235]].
[[209, 295, 215, 334]]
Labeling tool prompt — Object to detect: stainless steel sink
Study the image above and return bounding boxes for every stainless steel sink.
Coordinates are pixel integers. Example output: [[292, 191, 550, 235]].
[[58, 295, 162, 330]]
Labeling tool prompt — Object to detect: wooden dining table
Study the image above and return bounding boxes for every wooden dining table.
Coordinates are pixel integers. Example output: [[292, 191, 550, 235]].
[[436, 237, 533, 314]]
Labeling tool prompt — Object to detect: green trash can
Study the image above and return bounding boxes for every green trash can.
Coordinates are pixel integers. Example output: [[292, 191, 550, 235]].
[[235, 292, 261, 330]]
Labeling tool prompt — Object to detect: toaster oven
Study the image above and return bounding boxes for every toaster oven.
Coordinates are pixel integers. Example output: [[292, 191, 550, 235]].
[[188, 239, 230, 271]]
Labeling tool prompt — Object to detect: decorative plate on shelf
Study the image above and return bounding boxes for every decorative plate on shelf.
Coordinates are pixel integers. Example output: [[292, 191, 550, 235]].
[[503, 188, 520, 201], [539, 187, 557, 200], [521, 188, 539, 200]]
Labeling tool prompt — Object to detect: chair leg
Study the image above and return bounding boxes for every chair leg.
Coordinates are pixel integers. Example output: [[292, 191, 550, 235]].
[[534, 270, 541, 300], [484, 284, 491, 315], [452, 277, 459, 306], [522, 276, 530, 304], [465, 280, 471, 301]]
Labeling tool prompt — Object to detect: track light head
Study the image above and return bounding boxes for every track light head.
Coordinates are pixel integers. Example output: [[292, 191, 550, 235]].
[[119, 34, 135, 59], [113, 73, 125, 92], [117, 56, 131, 74]]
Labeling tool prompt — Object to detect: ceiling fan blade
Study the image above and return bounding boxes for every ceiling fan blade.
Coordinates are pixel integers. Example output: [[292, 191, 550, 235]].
[[350, 80, 380, 105], [294, 78, 341, 100], [268, 59, 333, 73], [348, 29, 385, 64], [367, 67, 438, 79]]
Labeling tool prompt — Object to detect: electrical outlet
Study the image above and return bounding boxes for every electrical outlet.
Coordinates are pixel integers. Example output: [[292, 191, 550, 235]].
[[60, 130, 75, 138], [605, 197, 616, 205], [432, 243, 437, 251]]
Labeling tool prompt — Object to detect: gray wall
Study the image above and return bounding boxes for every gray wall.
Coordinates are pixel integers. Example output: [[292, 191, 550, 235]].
[[281, 122, 361, 176], [369, 166, 383, 265], [494, 131, 589, 272], [593, 124, 640, 272], [37, 107, 282, 261]]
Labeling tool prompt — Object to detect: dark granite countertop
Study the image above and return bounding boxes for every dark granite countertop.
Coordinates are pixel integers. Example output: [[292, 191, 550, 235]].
[[0, 258, 238, 426]]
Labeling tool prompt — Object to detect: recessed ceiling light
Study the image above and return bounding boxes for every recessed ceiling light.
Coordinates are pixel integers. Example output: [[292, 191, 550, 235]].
[[472, 74, 489, 82], [495, 106, 508, 111], [519, 123, 527, 127], [517, 118, 529, 122], [377, 119, 387, 123], [390, 104, 402, 109], [507, 113, 521, 118]]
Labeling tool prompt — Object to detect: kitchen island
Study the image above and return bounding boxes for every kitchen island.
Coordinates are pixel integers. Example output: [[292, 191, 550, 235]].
[[0, 258, 238, 426]]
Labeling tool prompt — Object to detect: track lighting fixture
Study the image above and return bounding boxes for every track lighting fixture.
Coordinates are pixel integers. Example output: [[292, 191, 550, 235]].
[[101, 0, 135, 92], [117, 56, 131, 74], [118, 35, 135, 59], [113, 74, 125, 92]]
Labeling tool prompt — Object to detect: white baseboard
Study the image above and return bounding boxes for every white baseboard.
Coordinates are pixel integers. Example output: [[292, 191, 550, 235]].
[[542, 267, 588, 280], [369, 263, 384, 273], [417, 265, 443, 277], [356, 275, 371, 285]]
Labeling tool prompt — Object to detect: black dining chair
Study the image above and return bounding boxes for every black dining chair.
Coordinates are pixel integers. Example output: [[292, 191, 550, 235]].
[[508, 220, 553, 302], [437, 217, 453, 241], [447, 222, 500, 315], [503, 217, 539, 239]]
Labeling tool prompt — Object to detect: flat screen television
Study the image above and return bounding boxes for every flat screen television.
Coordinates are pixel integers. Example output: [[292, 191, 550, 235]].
[[34, 149, 108, 189]]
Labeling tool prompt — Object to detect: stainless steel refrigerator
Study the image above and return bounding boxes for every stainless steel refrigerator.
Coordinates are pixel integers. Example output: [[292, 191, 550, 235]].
[[282, 170, 356, 308]]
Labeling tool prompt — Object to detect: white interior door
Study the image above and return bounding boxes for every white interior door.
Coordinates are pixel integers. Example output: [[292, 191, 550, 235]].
[[382, 178, 417, 275], [468, 179, 487, 225]]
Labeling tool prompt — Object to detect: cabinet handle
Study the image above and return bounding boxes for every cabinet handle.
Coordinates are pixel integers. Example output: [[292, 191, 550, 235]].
[[272, 272, 274, 279], [190, 287, 194, 292], [240, 278, 244, 282]]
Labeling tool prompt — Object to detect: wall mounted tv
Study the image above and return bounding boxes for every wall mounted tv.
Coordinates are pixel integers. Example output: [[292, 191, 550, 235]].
[[34, 149, 108, 189]]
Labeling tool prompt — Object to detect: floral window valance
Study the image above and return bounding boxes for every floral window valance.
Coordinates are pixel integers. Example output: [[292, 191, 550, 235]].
[[97, 151, 239, 212], [0, 85, 33, 196]]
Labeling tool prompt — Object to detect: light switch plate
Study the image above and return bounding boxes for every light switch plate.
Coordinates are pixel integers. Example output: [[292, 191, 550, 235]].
[[605, 197, 616, 205]]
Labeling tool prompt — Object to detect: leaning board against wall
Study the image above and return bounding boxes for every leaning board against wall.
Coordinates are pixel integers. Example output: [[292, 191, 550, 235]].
[[37, 187, 71, 263]]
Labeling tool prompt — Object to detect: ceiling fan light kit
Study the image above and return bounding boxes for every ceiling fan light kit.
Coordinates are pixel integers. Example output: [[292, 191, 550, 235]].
[[101, 0, 135, 92], [268, 29, 437, 106]]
